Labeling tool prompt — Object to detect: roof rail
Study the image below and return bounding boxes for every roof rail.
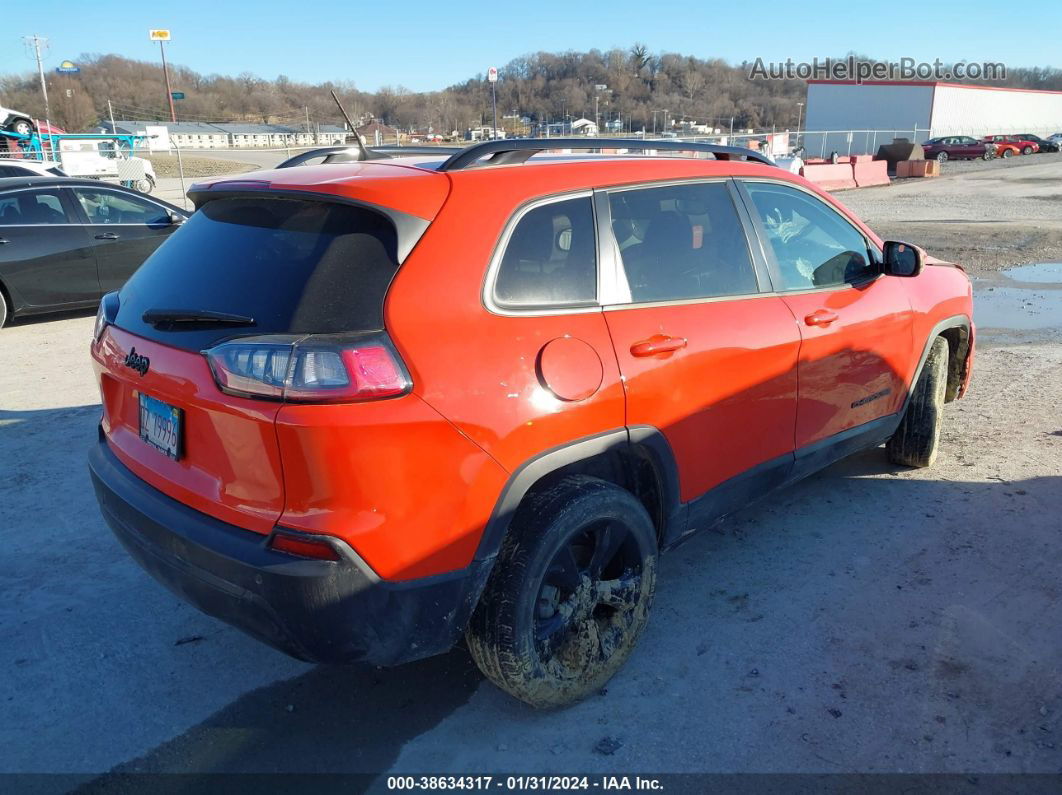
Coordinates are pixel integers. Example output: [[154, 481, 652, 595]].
[[436, 137, 776, 171], [275, 144, 463, 168]]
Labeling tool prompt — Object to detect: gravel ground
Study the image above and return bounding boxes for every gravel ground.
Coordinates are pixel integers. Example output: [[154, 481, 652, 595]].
[[1, 152, 1061, 782], [145, 153, 258, 178], [840, 156, 1062, 276]]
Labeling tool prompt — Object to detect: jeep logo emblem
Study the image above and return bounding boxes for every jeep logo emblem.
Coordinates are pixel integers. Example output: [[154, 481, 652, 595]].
[[123, 347, 150, 377]]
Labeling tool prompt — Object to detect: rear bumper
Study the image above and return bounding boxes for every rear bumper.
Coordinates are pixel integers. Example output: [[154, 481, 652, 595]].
[[88, 435, 489, 666]]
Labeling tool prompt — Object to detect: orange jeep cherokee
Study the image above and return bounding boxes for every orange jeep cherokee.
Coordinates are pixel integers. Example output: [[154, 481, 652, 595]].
[[89, 139, 974, 707]]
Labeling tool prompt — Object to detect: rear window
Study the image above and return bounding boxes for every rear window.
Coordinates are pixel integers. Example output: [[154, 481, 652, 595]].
[[115, 196, 399, 351]]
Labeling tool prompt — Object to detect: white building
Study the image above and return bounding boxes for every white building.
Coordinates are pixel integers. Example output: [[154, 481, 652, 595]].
[[98, 120, 348, 150], [571, 118, 599, 136], [803, 80, 1062, 156]]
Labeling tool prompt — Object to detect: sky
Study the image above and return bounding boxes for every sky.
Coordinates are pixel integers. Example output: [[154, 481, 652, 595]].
[[1, 0, 1058, 93]]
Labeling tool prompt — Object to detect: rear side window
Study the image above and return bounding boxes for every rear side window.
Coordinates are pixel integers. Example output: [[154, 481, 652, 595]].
[[493, 196, 597, 309], [609, 181, 758, 302], [0, 189, 72, 225], [116, 196, 399, 351]]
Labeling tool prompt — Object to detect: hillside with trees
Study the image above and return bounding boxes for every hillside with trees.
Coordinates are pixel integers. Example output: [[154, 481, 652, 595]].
[[2, 47, 1060, 135]]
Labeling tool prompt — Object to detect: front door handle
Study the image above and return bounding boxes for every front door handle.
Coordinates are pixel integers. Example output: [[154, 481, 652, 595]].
[[804, 309, 839, 327], [95, 232, 120, 240], [0, 237, 9, 244], [630, 334, 688, 357]]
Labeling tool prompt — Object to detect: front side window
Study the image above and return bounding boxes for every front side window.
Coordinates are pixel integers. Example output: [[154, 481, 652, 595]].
[[609, 181, 758, 303], [743, 182, 875, 291], [493, 196, 597, 309], [74, 188, 169, 226]]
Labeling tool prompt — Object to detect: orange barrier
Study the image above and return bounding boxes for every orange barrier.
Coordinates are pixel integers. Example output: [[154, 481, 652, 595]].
[[853, 158, 890, 188], [801, 162, 857, 191]]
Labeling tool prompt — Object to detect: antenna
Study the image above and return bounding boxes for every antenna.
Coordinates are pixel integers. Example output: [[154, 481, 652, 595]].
[[330, 90, 368, 160]]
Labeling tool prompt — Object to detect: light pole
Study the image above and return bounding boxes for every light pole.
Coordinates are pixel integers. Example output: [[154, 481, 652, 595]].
[[149, 29, 177, 123], [796, 101, 804, 135], [24, 35, 50, 124], [593, 84, 608, 135]]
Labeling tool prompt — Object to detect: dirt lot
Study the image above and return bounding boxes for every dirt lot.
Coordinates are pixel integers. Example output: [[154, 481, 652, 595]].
[[1, 156, 1060, 781]]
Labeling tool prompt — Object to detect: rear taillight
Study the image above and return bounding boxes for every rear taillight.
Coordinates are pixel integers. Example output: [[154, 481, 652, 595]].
[[203, 334, 410, 403], [94, 291, 120, 343]]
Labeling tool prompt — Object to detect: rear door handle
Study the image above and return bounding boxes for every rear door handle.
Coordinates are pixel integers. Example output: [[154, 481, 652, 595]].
[[95, 232, 120, 240], [804, 309, 839, 327], [630, 335, 688, 357], [0, 237, 9, 244]]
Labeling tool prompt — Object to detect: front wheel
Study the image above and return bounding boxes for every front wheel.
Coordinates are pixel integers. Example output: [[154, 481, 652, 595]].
[[936, 151, 948, 163], [466, 476, 657, 709], [1002, 148, 1014, 158], [10, 118, 33, 136], [888, 337, 949, 468], [0, 291, 8, 328]]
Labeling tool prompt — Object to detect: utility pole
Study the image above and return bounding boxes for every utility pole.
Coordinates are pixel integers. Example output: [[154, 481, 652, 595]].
[[305, 106, 311, 133], [108, 99, 116, 133], [24, 34, 51, 123]]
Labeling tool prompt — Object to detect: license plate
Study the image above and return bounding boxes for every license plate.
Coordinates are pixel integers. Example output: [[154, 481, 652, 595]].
[[138, 393, 182, 460]]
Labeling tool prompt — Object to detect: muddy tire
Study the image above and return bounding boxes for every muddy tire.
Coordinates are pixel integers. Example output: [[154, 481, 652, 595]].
[[888, 336, 949, 468], [466, 475, 657, 709]]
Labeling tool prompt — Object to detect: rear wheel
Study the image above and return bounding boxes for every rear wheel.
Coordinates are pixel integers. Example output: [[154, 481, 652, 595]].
[[1022, 146, 1034, 155], [0, 290, 8, 328], [982, 150, 993, 161], [466, 476, 657, 708], [133, 175, 155, 194], [888, 337, 949, 468]]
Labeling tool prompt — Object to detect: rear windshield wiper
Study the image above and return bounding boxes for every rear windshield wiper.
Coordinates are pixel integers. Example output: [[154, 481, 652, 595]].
[[142, 308, 256, 329]]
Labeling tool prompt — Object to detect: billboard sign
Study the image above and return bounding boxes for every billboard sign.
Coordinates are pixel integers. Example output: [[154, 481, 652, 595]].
[[487, 66, 498, 83], [55, 60, 79, 74], [149, 29, 171, 41]]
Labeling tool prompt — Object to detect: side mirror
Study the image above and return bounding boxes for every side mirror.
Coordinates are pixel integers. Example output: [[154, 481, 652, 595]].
[[882, 240, 924, 277], [168, 212, 185, 226]]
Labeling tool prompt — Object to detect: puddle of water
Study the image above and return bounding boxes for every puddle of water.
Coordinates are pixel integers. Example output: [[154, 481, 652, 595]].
[[1003, 262, 1062, 284], [974, 286, 1062, 329]]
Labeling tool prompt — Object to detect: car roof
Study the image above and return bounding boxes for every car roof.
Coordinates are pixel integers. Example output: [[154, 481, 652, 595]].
[[0, 176, 185, 212], [193, 154, 794, 221]]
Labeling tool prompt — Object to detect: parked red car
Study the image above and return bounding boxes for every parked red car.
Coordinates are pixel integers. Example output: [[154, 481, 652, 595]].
[[88, 139, 975, 707], [983, 135, 1037, 157], [920, 136, 991, 162]]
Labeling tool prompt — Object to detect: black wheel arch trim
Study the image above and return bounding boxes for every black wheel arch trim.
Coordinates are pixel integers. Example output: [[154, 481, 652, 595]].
[[473, 426, 685, 565], [903, 314, 972, 412]]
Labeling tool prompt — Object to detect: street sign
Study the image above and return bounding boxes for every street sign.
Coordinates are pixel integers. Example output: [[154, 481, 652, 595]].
[[55, 60, 79, 74], [487, 66, 498, 83], [149, 29, 171, 41], [171, 92, 185, 100], [594, 84, 608, 91]]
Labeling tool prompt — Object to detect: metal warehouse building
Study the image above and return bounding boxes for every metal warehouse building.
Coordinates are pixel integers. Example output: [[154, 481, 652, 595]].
[[803, 80, 1062, 157]]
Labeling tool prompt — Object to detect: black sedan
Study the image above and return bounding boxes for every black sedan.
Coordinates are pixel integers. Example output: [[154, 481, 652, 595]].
[[0, 177, 188, 327], [1013, 134, 1060, 153]]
